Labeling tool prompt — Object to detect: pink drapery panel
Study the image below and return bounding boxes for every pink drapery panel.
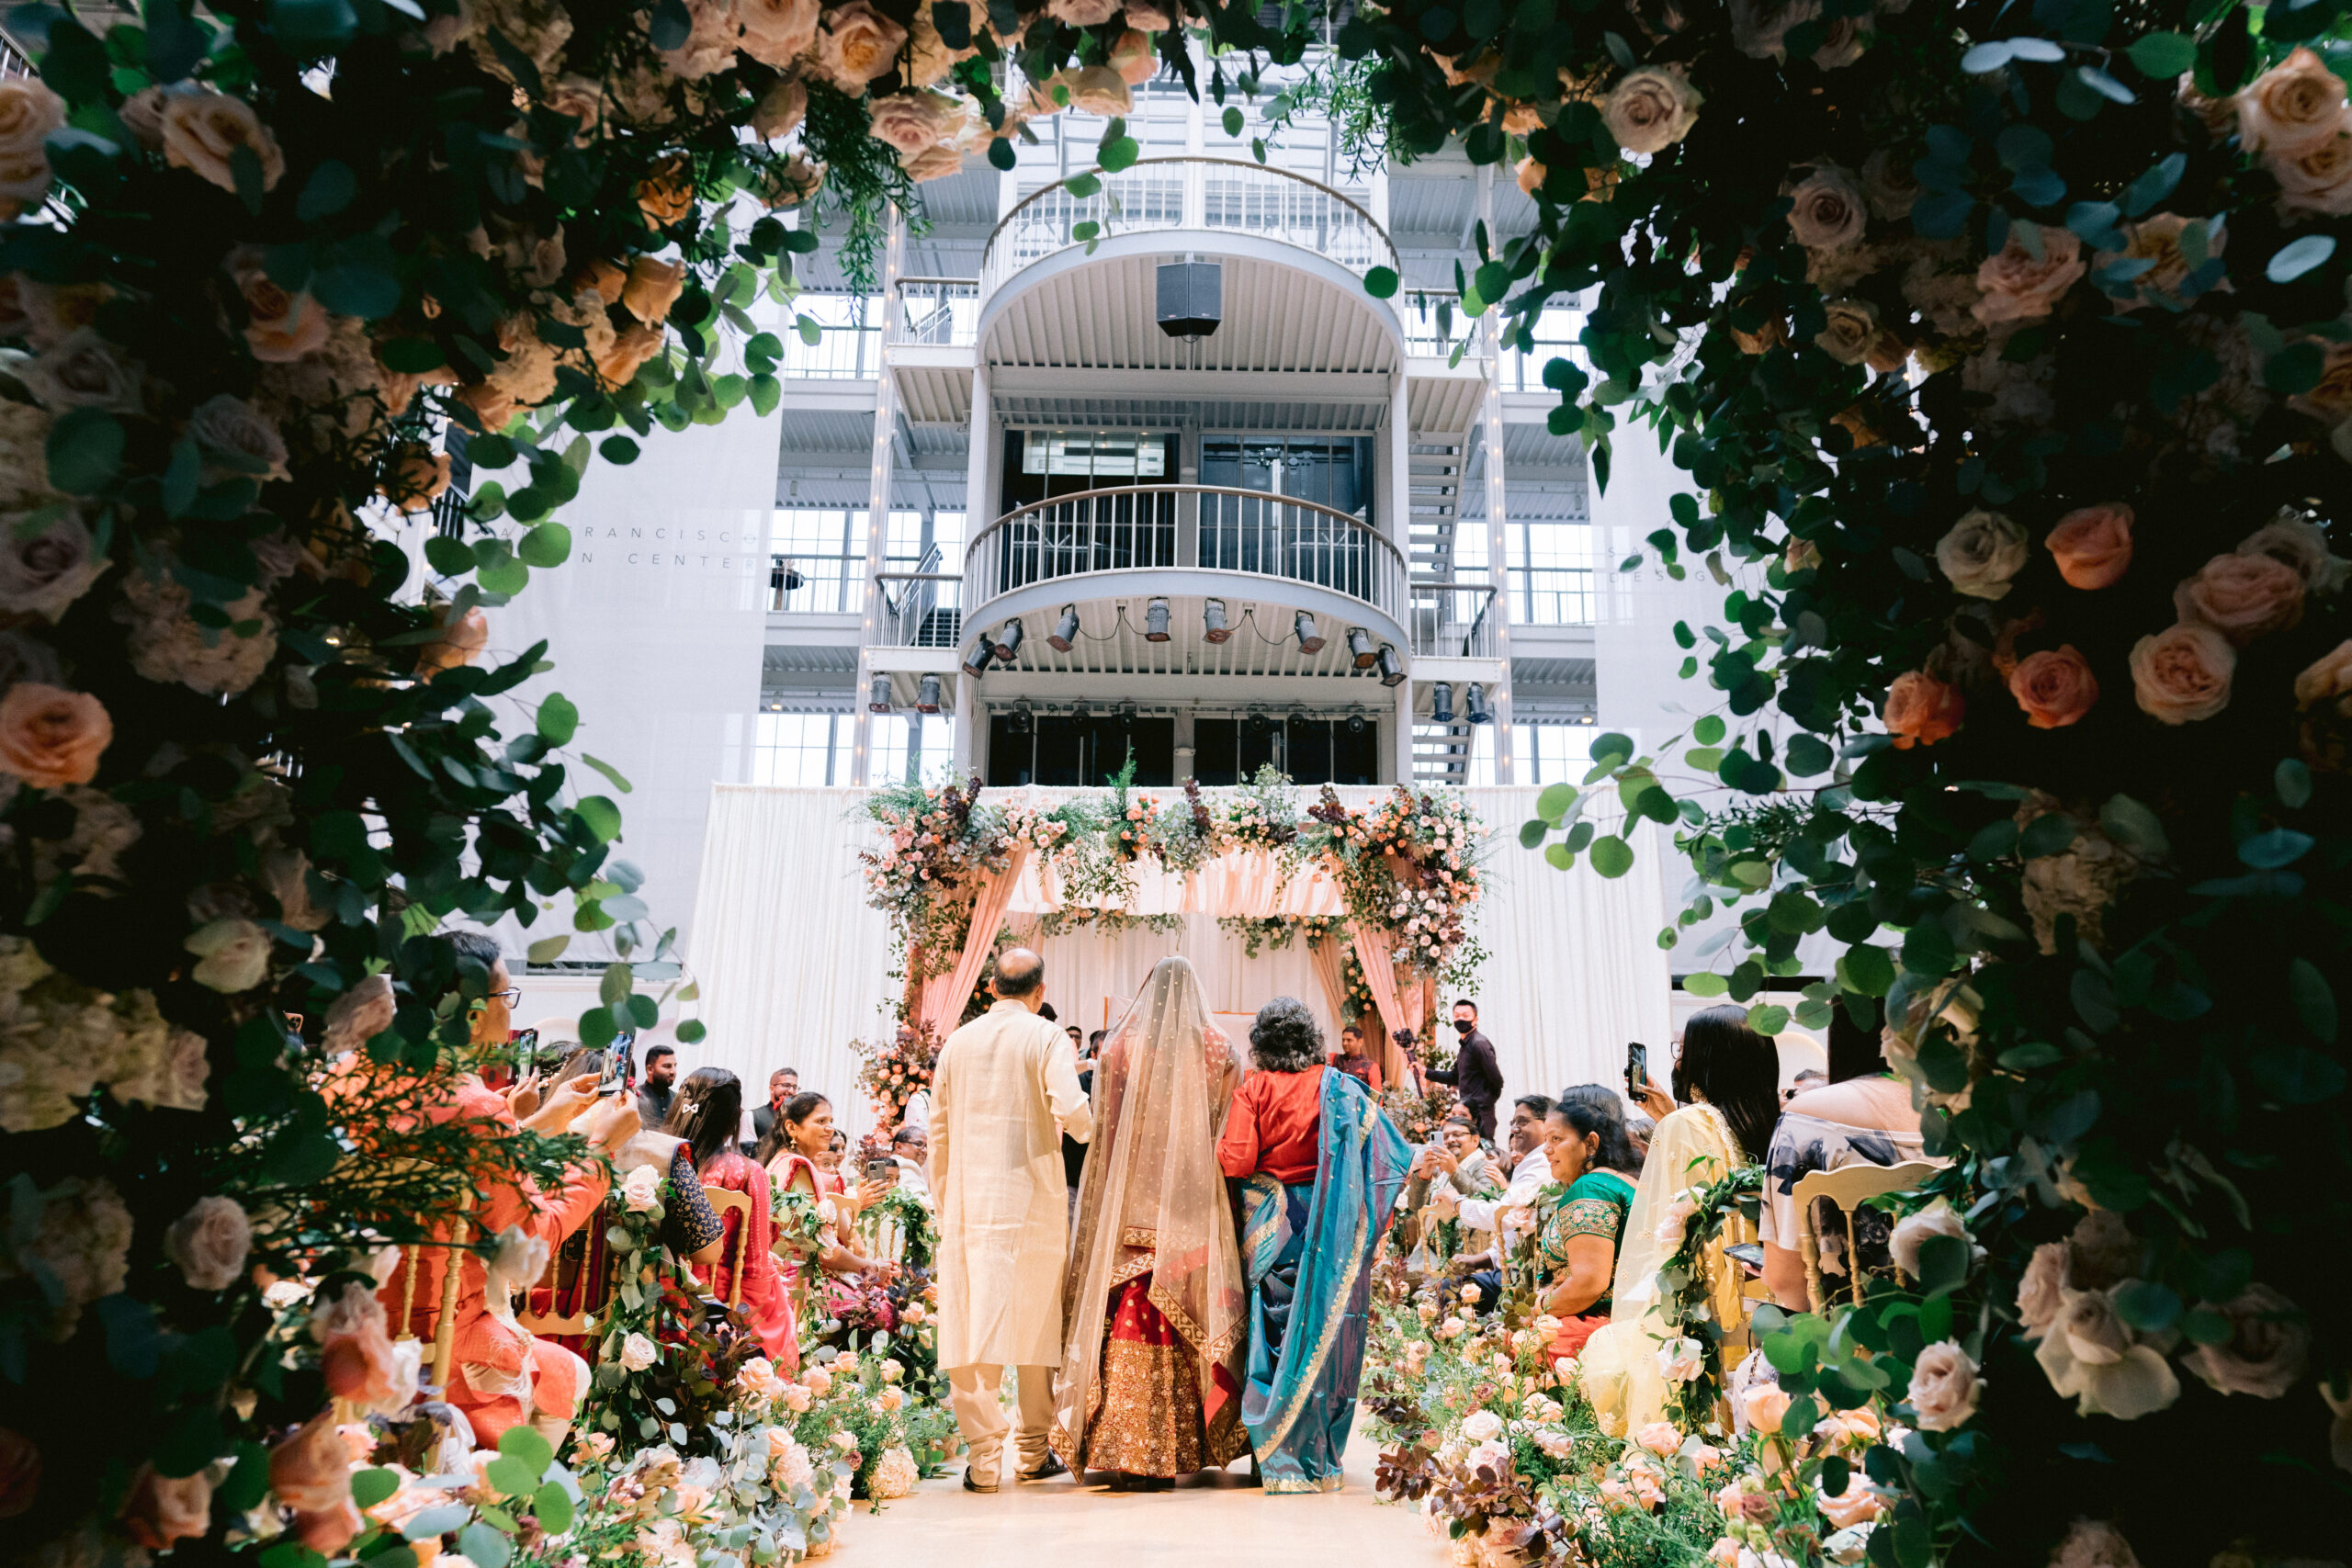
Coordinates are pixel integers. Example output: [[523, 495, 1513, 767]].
[[1349, 921, 1410, 1089], [917, 843, 1033, 1039], [1305, 932, 1357, 1049]]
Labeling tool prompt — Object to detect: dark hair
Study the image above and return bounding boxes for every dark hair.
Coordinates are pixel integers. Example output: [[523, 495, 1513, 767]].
[[753, 1089, 833, 1165], [644, 1043, 676, 1066], [1676, 1005, 1782, 1162], [1453, 999, 1478, 1016], [1037, 1001, 1058, 1021], [1249, 997, 1324, 1073], [892, 1123, 926, 1147], [829, 1130, 847, 1149], [1513, 1093, 1555, 1121], [1550, 1092, 1641, 1176], [1340, 1023, 1363, 1039], [665, 1066, 742, 1172], [995, 948, 1045, 999], [1825, 1004, 1883, 1084], [1087, 1030, 1105, 1048], [772, 1066, 798, 1081], [448, 931, 502, 979], [556, 1048, 604, 1081]]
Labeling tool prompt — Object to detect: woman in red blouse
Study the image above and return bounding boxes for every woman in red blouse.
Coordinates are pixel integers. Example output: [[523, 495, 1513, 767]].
[[665, 1067, 797, 1366]]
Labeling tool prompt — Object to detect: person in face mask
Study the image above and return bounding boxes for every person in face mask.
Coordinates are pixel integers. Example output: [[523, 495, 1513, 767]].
[[1423, 1000, 1503, 1141]]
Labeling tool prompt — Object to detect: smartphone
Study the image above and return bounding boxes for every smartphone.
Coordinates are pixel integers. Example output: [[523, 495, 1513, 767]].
[[511, 1028, 539, 1064], [596, 1052, 624, 1098], [1625, 1041, 1650, 1100], [864, 1157, 898, 1184], [1724, 1242, 1765, 1272]]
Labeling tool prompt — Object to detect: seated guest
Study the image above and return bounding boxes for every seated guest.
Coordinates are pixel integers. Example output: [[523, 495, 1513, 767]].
[[635, 1043, 679, 1130], [1532, 1091, 1643, 1359], [1577, 1005, 1781, 1435], [1419, 1094, 1555, 1309], [1625, 1116, 1656, 1164], [1329, 1025, 1384, 1094], [891, 1122, 933, 1203], [1760, 1010, 1932, 1310], [666, 1067, 798, 1364], [745, 1066, 800, 1154], [757, 1091, 900, 1285], [1429, 1114, 1506, 1200]]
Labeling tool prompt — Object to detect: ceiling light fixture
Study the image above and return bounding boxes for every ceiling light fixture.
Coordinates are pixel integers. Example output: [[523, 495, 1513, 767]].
[[1245, 708, 1271, 737], [1047, 604, 1080, 651], [1464, 682, 1492, 725], [961, 639, 993, 678], [1118, 700, 1138, 725], [1375, 644, 1406, 687], [1144, 597, 1171, 642], [1345, 626, 1376, 668], [991, 618, 1025, 662], [1430, 682, 1455, 726], [1010, 701, 1034, 736], [1203, 598, 1231, 643], [1293, 610, 1324, 654], [1345, 710, 1367, 735], [1070, 699, 1091, 722], [916, 673, 943, 713]]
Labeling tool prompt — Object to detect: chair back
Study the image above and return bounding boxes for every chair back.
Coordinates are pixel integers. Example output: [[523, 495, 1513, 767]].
[[703, 1184, 754, 1308], [378, 1161, 472, 1392], [514, 1224, 594, 1337], [1792, 1160, 1943, 1311]]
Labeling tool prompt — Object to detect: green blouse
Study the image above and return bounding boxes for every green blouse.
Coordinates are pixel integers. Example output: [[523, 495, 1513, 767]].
[[1533, 1169, 1637, 1315]]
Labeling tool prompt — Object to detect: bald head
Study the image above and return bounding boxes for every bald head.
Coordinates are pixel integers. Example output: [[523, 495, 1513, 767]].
[[993, 947, 1045, 1002]]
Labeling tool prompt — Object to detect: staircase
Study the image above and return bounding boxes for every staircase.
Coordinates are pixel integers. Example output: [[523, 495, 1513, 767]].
[[1414, 719, 1474, 784], [1408, 437, 1466, 581]]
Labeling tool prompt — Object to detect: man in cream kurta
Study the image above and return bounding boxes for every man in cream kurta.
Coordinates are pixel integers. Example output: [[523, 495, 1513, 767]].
[[931, 947, 1092, 1490]]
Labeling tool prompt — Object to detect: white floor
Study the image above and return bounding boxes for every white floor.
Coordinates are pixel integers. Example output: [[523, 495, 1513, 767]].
[[831, 1428, 1445, 1566]]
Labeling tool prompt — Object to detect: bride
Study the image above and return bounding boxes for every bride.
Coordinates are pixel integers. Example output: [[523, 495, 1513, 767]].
[[1047, 955, 1251, 1490]]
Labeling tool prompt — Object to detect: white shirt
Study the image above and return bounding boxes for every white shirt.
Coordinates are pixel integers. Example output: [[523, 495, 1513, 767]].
[[1457, 1145, 1552, 1250], [892, 1154, 932, 1203]]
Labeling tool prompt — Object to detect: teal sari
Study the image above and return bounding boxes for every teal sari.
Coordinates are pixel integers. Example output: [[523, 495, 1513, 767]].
[[1238, 1067, 1411, 1493]]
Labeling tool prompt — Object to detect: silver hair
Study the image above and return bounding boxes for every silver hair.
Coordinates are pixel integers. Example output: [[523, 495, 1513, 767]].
[[1249, 996, 1325, 1073]]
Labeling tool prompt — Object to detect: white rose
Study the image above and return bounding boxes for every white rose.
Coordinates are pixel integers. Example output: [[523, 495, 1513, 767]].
[[165, 1195, 252, 1292], [2033, 1299, 2181, 1421], [1905, 1340, 1981, 1432], [1933, 510, 2029, 601], [1786, 163, 1866, 250], [1602, 65, 1701, 156], [185, 393, 290, 483], [620, 1332, 661, 1371], [1459, 1409, 1502, 1441], [1658, 1337, 1704, 1383], [21, 328, 141, 412], [621, 1165, 663, 1213], [185, 918, 272, 993], [0, 509, 108, 623]]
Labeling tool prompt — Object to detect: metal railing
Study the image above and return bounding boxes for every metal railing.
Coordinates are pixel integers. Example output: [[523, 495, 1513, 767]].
[[1411, 580, 1499, 659], [876, 543, 963, 646], [892, 277, 979, 346], [962, 484, 1408, 626], [776, 295, 880, 378], [770, 553, 862, 613], [1512, 566, 1596, 626], [979, 157, 1396, 299], [1401, 291, 1486, 361]]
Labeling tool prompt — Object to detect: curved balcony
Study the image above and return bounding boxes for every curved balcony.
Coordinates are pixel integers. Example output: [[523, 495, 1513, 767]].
[[978, 157, 1398, 302], [962, 485, 1409, 649]]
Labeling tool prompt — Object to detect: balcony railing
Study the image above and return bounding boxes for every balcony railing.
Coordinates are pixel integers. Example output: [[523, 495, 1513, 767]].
[[770, 553, 862, 613], [1411, 580, 1499, 660], [979, 157, 1397, 299], [1401, 291, 1486, 361], [878, 572, 965, 647], [963, 484, 1408, 627], [891, 277, 979, 346], [1513, 566, 1597, 626]]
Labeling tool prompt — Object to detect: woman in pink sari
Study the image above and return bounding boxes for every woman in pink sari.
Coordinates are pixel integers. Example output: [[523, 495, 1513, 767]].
[[758, 1092, 899, 1308], [665, 1068, 797, 1366]]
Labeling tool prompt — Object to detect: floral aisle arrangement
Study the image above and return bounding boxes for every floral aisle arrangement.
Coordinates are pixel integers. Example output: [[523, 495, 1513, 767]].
[[847, 1026, 937, 1124], [1650, 1166, 1767, 1434]]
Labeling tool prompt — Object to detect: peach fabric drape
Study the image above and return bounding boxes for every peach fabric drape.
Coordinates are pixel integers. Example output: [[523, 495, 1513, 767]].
[[1305, 933, 1357, 1048], [919, 844, 1033, 1040], [1350, 922, 1410, 1086]]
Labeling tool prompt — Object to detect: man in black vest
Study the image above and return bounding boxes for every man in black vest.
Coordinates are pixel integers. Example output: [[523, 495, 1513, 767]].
[[1426, 999, 1502, 1141]]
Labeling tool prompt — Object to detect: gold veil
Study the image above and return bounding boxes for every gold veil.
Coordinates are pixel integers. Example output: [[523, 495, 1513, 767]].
[[1048, 955, 1248, 1463]]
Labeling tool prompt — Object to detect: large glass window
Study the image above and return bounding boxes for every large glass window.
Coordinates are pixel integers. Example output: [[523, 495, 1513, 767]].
[[871, 716, 954, 786], [1510, 521, 1595, 626], [750, 714, 842, 785], [1192, 717, 1374, 786], [988, 716, 1174, 787], [1199, 436, 1373, 515]]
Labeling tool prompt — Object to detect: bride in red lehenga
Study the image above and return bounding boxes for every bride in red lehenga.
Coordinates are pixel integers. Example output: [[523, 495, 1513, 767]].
[[1047, 955, 1251, 1490]]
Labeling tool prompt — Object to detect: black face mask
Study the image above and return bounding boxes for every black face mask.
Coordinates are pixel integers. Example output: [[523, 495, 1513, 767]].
[[1453, 1019, 1475, 1033]]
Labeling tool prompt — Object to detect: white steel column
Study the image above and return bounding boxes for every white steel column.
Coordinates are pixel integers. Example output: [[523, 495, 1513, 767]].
[[1476, 166, 1516, 784], [1393, 671, 1416, 783], [953, 358, 990, 776], [848, 207, 906, 787]]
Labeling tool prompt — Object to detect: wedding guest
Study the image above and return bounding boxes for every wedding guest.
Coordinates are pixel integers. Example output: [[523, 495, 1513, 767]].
[[1626, 1116, 1655, 1163], [1219, 997, 1410, 1493], [1329, 1025, 1384, 1094], [1424, 1000, 1503, 1140], [1061, 1032, 1101, 1217], [665, 1067, 797, 1364], [1782, 1067, 1826, 1105], [1577, 1005, 1781, 1436], [1760, 1010, 1933, 1310], [758, 1092, 900, 1285], [1421, 1093, 1555, 1306], [635, 1043, 678, 1129], [745, 1066, 799, 1153], [1532, 1091, 1642, 1359]]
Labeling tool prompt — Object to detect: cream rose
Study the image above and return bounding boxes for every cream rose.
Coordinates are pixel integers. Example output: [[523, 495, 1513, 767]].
[[0, 683, 111, 789], [2273, 130, 2352, 216], [1731, 0, 1819, 59], [1890, 1198, 1981, 1278], [2130, 621, 2234, 723], [1786, 163, 1865, 250], [1740, 1383, 1792, 1434], [739, 0, 821, 66], [161, 89, 288, 195], [2008, 646, 2098, 730], [322, 973, 396, 1057], [1054, 65, 1133, 117], [1906, 1341, 1981, 1432], [1657, 1337, 1703, 1383], [2035, 1308, 2180, 1420], [812, 1, 909, 91], [165, 1195, 252, 1292], [905, 142, 964, 182], [1603, 64, 1701, 156], [2098, 212, 2224, 310], [2234, 47, 2350, 155], [1973, 226, 2086, 325], [226, 248, 329, 364], [1935, 509, 2029, 600], [2184, 1283, 2308, 1399], [2057, 1286, 2133, 1365], [0, 511, 107, 623], [186, 917, 272, 993], [751, 76, 809, 140], [2177, 550, 2305, 643], [2238, 513, 2349, 594], [1046, 0, 1119, 21], [2017, 1241, 2070, 1336], [22, 328, 141, 412], [0, 79, 66, 215], [621, 1164, 663, 1212], [2045, 503, 2132, 590], [867, 92, 951, 155], [1459, 1409, 1503, 1441], [620, 1331, 662, 1371], [186, 393, 291, 483], [1814, 298, 1879, 365]]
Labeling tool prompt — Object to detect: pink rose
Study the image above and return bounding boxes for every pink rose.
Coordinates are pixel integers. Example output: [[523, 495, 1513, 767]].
[[2007, 645, 2098, 730], [0, 683, 111, 789], [2184, 1283, 2308, 1399], [1885, 671, 1964, 749], [2177, 551, 2305, 644], [2045, 503, 2132, 589], [121, 1464, 213, 1551], [2017, 1241, 2069, 1336], [226, 247, 328, 364], [867, 92, 950, 156], [1972, 226, 2086, 325], [1818, 1472, 1881, 1528], [270, 1412, 360, 1554], [2294, 638, 2352, 715], [1786, 163, 1866, 250], [1906, 1340, 1981, 1431], [2130, 623, 2235, 725]]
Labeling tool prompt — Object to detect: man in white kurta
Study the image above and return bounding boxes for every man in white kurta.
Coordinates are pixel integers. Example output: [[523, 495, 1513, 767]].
[[931, 948, 1092, 1490]]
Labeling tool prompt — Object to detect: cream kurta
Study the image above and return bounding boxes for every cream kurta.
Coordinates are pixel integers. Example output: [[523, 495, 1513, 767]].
[[932, 998, 1094, 1370]]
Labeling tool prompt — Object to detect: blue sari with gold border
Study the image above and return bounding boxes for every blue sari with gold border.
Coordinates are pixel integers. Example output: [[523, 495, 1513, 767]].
[[1238, 1067, 1411, 1493]]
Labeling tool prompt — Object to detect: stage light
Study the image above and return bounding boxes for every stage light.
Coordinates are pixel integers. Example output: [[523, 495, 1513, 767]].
[[916, 673, 942, 713], [1144, 597, 1171, 642], [1071, 699, 1091, 722], [867, 673, 893, 713], [1245, 708, 1271, 737], [991, 618, 1024, 662], [1293, 610, 1324, 654], [1010, 701, 1033, 736], [1203, 598, 1231, 642], [1579, 713, 1595, 725], [961, 638, 993, 678], [1345, 710, 1367, 736], [1430, 682, 1454, 725], [1047, 604, 1080, 651], [1375, 644, 1406, 687], [1118, 700, 1138, 725], [1345, 626, 1376, 668], [1464, 682, 1492, 725]]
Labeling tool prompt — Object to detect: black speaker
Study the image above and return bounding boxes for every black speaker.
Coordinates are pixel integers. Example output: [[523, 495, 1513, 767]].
[[1156, 261, 1222, 340]]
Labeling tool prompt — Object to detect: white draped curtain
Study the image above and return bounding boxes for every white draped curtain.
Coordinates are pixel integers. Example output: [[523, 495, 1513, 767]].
[[684, 784, 1673, 1138]]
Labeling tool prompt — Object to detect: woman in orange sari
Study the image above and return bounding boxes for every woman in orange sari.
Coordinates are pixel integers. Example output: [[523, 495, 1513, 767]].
[[666, 1068, 797, 1365], [757, 1092, 900, 1310]]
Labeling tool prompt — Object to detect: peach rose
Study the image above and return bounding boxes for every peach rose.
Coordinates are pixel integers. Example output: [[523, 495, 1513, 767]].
[[2098, 212, 2223, 310], [2294, 638, 2352, 714], [2008, 645, 2098, 729], [1818, 1472, 1881, 1529], [1516, 156, 1546, 197], [0, 79, 66, 216], [2017, 1241, 2070, 1336], [577, 257, 628, 304], [2130, 622, 2235, 725], [270, 1409, 358, 1525], [595, 321, 667, 387], [226, 248, 329, 364], [1906, 1340, 1981, 1431], [121, 1464, 213, 1551], [1973, 225, 2085, 325], [752, 76, 809, 140], [1109, 28, 1159, 85], [162, 89, 287, 195], [1046, 0, 1119, 21], [2177, 551, 2305, 644], [2045, 503, 2132, 589], [2235, 47, 2349, 156], [905, 142, 964, 182], [1740, 1383, 1792, 1434], [1885, 670, 1964, 749], [622, 255, 687, 325], [2238, 513, 2348, 594], [740, 0, 822, 66], [813, 1, 909, 90], [2185, 1283, 2308, 1400], [0, 683, 111, 789], [867, 92, 951, 155], [379, 443, 453, 511], [2274, 128, 2352, 216], [1786, 163, 1865, 250], [636, 153, 696, 227], [1053, 64, 1132, 116], [416, 602, 489, 676]]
